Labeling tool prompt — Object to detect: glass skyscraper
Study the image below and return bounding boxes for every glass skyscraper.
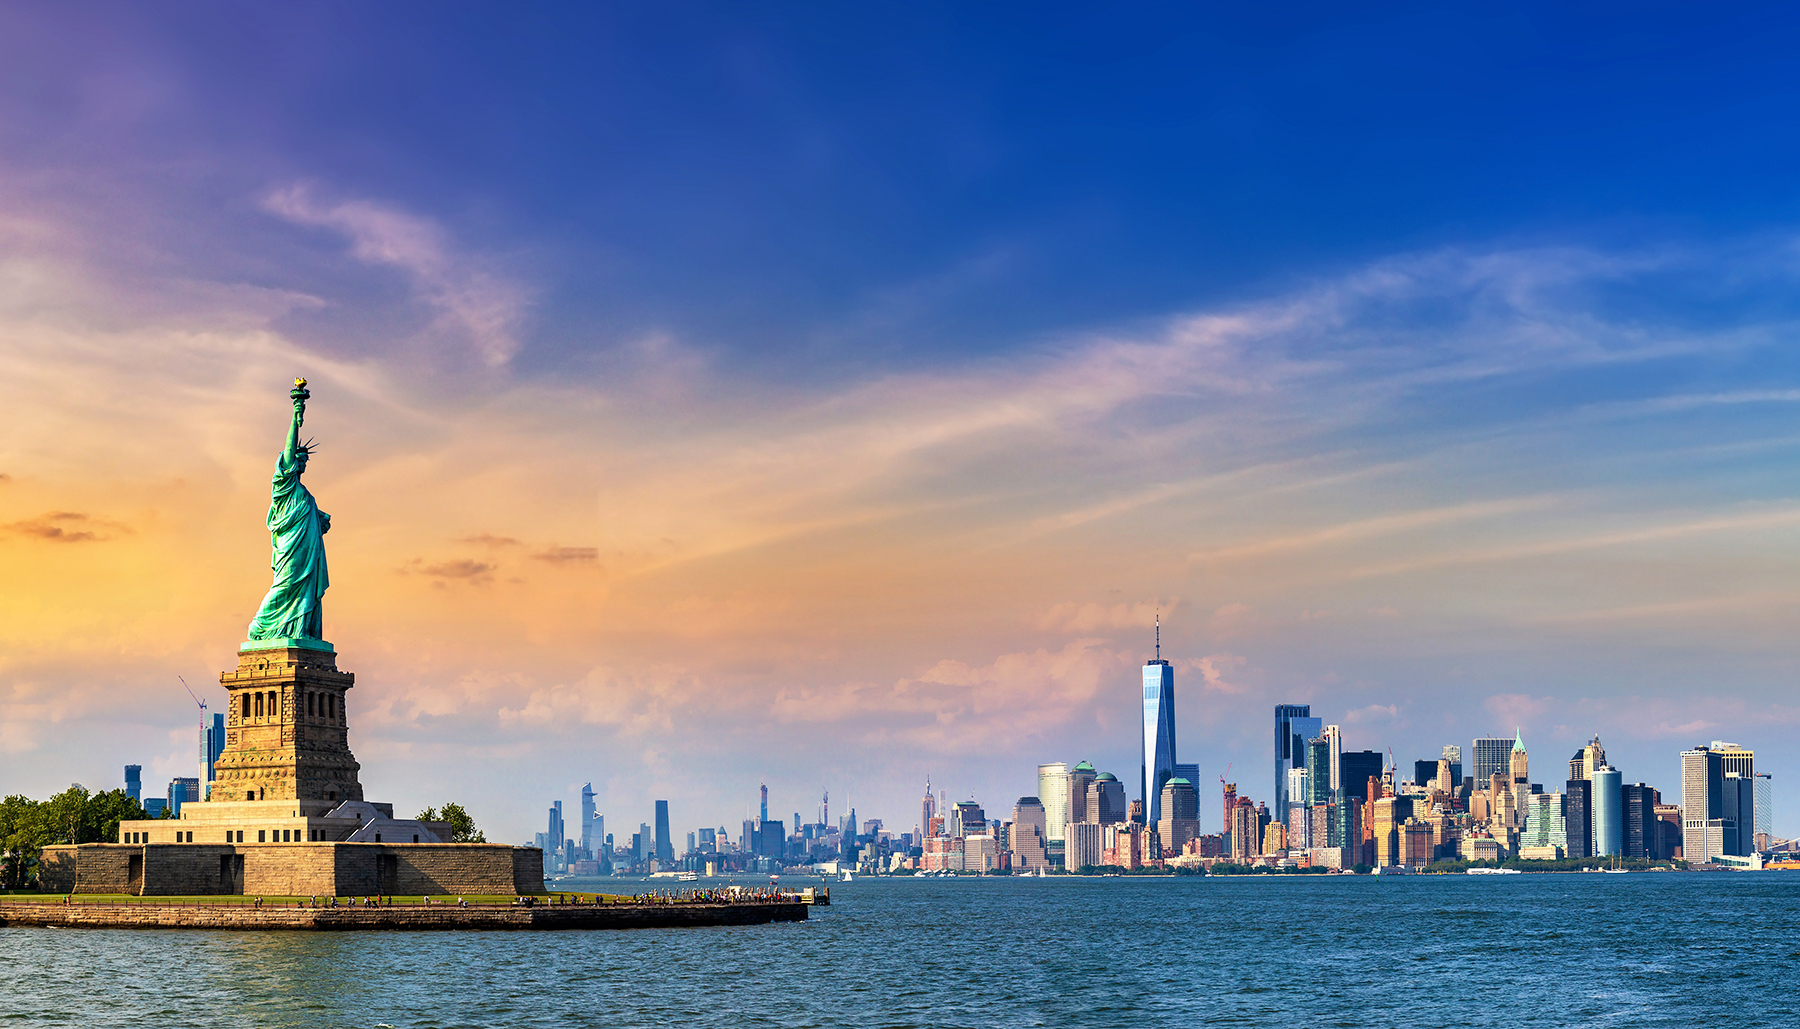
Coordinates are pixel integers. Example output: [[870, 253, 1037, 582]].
[[1038, 763, 1070, 843], [1592, 766, 1622, 857], [1143, 661, 1176, 823], [1472, 737, 1513, 789], [1273, 705, 1315, 815], [655, 799, 674, 864]]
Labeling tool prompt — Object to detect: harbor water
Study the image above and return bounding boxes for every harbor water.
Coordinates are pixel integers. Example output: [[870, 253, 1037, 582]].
[[4, 872, 1795, 1027]]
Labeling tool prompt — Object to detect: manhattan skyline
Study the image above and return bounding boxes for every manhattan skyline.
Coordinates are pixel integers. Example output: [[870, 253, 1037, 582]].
[[2, 5, 1799, 844]]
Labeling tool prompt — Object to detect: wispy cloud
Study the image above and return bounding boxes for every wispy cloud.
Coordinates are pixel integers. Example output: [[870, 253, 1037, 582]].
[[264, 184, 527, 366]]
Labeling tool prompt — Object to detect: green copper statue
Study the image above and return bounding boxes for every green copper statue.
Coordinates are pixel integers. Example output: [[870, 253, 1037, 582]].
[[246, 378, 332, 644]]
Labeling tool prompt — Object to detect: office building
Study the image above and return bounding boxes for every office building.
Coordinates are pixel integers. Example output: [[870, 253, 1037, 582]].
[[1158, 777, 1199, 854], [1274, 705, 1319, 815], [1173, 762, 1200, 817], [1087, 773, 1127, 825], [1510, 730, 1529, 785], [202, 713, 226, 798], [1522, 793, 1566, 856], [1472, 736, 1514, 789], [1304, 738, 1332, 806], [1038, 763, 1070, 843], [124, 765, 141, 805], [1412, 760, 1438, 789], [1068, 761, 1097, 824], [167, 777, 199, 817], [1754, 774, 1773, 851], [1011, 797, 1049, 869], [580, 783, 597, 857], [1219, 783, 1236, 849], [1441, 745, 1463, 789], [1592, 767, 1622, 857], [1143, 659, 1177, 823], [1340, 751, 1383, 802], [143, 798, 167, 818], [1324, 726, 1344, 791], [1564, 779, 1592, 859], [1721, 776, 1754, 856], [548, 800, 565, 856], [1621, 783, 1657, 859], [1712, 742, 1754, 781], [951, 801, 985, 837], [1568, 736, 1606, 783], [1067, 821, 1104, 870], [1229, 798, 1260, 861], [655, 800, 674, 864], [1400, 821, 1435, 866], [1681, 746, 1726, 865]]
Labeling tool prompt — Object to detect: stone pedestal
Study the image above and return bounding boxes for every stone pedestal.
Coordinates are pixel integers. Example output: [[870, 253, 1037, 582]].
[[211, 643, 364, 804]]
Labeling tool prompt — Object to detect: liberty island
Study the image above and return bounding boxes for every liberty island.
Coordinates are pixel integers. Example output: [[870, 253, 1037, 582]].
[[18, 382, 807, 928]]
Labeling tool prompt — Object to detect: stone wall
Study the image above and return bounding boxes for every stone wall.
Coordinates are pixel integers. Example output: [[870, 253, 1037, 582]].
[[38, 843, 542, 896], [0, 899, 806, 931]]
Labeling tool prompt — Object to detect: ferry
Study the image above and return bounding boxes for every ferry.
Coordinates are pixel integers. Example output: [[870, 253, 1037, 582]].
[[1466, 867, 1521, 875], [676, 870, 699, 881]]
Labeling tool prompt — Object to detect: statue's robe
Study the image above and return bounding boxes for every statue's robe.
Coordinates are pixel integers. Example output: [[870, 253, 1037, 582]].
[[246, 447, 329, 640]]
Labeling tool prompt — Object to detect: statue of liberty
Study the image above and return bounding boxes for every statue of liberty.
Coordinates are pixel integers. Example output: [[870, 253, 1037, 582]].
[[246, 379, 331, 644]]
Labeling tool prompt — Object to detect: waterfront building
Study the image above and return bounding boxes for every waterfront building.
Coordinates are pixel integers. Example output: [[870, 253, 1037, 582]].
[[1274, 705, 1320, 815], [1681, 746, 1726, 865], [655, 800, 674, 865], [921, 834, 964, 872], [1103, 822, 1145, 869], [1264, 821, 1287, 854], [1621, 783, 1657, 859], [1372, 797, 1399, 866], [1564, 779, 1592, 859], [1229, 798, 1260, 861], [1010, 797, 1049, 869], [1038, 763, 1070, 844], [964, 833, 999, 872], [1721, 775, 1754, 856], [1143, 658, 1177, 823], [1340, 751, 1383, 801], [1220, 782, 1236, 851], [1068, 761, 1097, 824], [1400, 821, 1434, 866], [1592, 767, 1622, 857], [1461, 835, 1504, 862], [1471, 736, 1513, 788], [1067, 821, 1104, 870], [124, 765, 141, 804], [1157, 777, 1199, 854], [1088, 773, 1127, 824], [1522, 792, 1566, 855]]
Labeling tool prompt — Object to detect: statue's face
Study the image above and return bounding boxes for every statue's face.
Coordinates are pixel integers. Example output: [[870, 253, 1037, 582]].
[[296, 450, 310, 472]]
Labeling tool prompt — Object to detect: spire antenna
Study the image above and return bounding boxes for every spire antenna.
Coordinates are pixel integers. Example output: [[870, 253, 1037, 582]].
[[1155, 610, 1161, 661]]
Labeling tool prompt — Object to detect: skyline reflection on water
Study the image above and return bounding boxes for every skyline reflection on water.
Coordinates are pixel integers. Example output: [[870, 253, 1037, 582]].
[[3, 873, 1795, 1028]]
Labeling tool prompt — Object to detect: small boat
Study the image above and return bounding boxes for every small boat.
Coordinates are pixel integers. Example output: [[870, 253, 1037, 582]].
[[676, 871, 698, 881], [839, 869, 854, 882]]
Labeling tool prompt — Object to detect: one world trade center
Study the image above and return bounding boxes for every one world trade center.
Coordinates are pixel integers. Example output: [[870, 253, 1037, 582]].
[[1142, 618, 1176, 823]]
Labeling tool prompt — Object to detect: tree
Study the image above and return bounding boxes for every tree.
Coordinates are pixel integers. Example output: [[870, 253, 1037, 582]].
[[415, 803, 486, 843]]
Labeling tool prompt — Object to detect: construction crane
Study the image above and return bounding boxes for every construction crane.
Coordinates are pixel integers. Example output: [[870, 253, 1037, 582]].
[[178, 675, 209, 802]]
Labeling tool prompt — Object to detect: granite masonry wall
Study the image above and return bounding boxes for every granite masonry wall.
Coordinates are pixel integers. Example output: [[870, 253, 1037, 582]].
[[0, 900, 806, 931], [39, 843, 543, 896]]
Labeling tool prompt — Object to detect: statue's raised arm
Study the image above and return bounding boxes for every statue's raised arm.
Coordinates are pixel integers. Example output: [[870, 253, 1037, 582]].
[[246, 378, 332, 645]]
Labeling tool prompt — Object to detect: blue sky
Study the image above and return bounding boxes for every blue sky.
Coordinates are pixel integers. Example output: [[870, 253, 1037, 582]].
[[2, 3, 1800, 843]]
